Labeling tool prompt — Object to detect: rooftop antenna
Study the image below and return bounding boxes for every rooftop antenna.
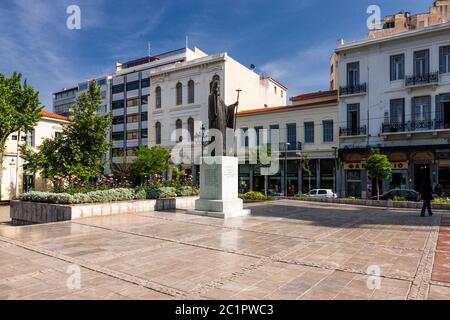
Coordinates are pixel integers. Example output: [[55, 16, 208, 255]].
[[185, 35, 189, 49], [148, 42, 151, 57]]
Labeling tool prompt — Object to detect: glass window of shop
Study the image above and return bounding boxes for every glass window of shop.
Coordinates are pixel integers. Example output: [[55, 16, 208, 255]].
[[347, 170, 362, 198], [302, 159, 317, 194], [389, 170, 408, 190], [286, 160, 299, 196], [439, 166, 450, 194], [239, 164, 250, 194], [320, 159, 334, 190], [253, 165, 265, 193]]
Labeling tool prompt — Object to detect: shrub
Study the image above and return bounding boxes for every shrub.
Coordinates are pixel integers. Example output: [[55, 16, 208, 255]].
[[392, 196, 406, 202], [432, 198, 450, 204], [146, 187, 177, 199], [345, 196, 358, 200], [294, 193, 306, 198], [239, 191, 272, 201], [20, 188, 144, 204], [176, 186, 199, 197]]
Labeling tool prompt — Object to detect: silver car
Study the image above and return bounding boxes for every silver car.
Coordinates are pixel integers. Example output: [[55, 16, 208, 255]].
[[306, 189, 337, 198]]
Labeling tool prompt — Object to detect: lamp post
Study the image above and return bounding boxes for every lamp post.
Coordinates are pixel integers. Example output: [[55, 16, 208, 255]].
[[201, 124, 206, 162], [284, 142, 291, 197]]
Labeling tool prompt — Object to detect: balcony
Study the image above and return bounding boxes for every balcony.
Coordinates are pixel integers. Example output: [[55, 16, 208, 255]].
[[382, 119, 450, 134], [339, 83, 367, 97], [339, 125, 367, 137], [405, 72, 439, 87]]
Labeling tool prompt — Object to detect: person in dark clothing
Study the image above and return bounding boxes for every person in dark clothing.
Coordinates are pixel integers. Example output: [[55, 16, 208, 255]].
[[421, 179, 434, 217]]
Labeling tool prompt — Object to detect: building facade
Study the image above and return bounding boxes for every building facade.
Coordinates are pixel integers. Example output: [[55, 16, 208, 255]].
[[0, 111, 70, 200], [334, 20, 450, 198], [53, 87, 78, 117], [236, 90, 338, 196]]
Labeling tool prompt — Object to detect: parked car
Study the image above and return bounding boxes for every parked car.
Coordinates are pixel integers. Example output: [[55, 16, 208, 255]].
[[371, 189, 420, 202], [305, 189, 337, 198]]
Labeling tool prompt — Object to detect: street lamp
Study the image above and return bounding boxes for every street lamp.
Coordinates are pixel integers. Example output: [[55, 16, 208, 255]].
[[201, 124, 206, 161], [284, 142, 291, 197]]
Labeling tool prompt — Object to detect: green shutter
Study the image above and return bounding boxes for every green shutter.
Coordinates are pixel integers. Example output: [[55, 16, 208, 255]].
[[440, 47, 445, 74]]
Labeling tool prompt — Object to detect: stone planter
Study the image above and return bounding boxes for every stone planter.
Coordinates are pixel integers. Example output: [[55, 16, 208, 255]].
[[10, 196, 198, 225], [287, 197, 450, 210]]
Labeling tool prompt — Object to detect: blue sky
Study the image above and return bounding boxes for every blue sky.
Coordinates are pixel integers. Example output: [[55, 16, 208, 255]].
[[0, 0, 433, 110]]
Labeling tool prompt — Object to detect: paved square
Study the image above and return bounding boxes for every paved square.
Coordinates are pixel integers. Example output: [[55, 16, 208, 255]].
[[0, 200, 448, 300]]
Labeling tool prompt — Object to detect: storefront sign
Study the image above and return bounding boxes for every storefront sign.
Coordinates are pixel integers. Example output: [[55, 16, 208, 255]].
[[391, 161, 409, 170], [344, 162, 366, 170]]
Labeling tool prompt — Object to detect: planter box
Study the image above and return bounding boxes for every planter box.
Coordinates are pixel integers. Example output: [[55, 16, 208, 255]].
[[287, 197, 450, 210], [10, 196, 198, 225]]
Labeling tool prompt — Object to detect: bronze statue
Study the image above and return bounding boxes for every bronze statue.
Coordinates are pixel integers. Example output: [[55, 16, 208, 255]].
[[208, 81, 239, 155]]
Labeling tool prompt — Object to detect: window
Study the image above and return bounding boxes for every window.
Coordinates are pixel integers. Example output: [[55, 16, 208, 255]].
[[390, 99, 405, 124], [26, 130, 35, 147], [141, 95, 149, 105], [241, 127, 249, 147], [112, 84, 124, 94], [126, 147, 137, 157], [127, 130, 139, 140], [347, 62, 360, 88], [188, 80, 195, 104], [155, 86, 162, 109], [176, 82, 183, 105], [97, 79, 106, 86], [323, 120, 334, 142], [347, 103, 360, 132], [126, 114, 139, 123], [55, 132, 63, 140], [141, 77, 150, 88], [255, 126, 263, 146], [113, 116, 124, 125], [286, 123, 296, 150], [188, 118, 195, 141], [141, 112, 148, 122], [112, 148, 124, 157], [141, 129, 148, 139], [440, 46, 450, 74], [127, 97, 139, 108], [274, 86, 277, 94], [112, 100, 124, 110], [112, 132, 124, 141], [412, 96, 432, 129], [304, 122, 314, 144], [390, 54, 405, 81], [79, 82, 88, 91], [414, 50, 430, 76], [281, 90, 284, 98], [176, 119, 183, 142], [126, 80, 139, 92], [155, 122, 161, 145], [101, 91, 107, 99], [11, 135, 17, 141], [269, 124, 279, 145], [20, 135, 26, 142]]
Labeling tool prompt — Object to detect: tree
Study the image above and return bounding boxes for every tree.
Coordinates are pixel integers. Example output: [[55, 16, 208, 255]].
[[21, 81, 111, 181], [300, 153, 312, 193], [365, 148, 392, 200], [250, 144, 273, 196], [131, 145, 169, 183], [0, 72, 42, 199]]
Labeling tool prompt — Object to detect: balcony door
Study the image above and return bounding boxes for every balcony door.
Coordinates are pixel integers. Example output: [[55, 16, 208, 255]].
[[438, 94, 450, 129], [347, 62, 360, 89], [347, 103, 360, 134], [412, 96, 431, 130], [414, 50, 430, 77], [390, 99, 405, 125]]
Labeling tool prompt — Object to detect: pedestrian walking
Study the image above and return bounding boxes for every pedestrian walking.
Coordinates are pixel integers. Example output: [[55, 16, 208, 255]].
[[420, 178, 434, 217]]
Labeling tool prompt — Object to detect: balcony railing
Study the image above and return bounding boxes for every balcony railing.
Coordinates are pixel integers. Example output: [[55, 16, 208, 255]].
[[340, 125, 367, 137], [339, 83, 367, 96], [405, 72, 439, 87], [382, 119, 449, 133]]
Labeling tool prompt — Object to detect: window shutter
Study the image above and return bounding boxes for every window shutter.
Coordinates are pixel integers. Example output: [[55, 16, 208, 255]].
[[390, 56, 395, 81], [411, 98, 416, 123], [436, 95, 442, 122]]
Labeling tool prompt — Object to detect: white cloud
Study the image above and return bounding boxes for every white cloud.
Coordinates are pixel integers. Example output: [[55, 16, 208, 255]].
[[260, 42, 334, 97]]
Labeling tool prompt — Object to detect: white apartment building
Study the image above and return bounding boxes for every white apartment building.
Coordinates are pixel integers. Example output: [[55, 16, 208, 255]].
[[333, 21, 450, 198], [0, 111, 70, 200]]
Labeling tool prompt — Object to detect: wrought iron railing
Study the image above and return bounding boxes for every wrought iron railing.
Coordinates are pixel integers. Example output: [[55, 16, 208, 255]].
[[339, 125, 367, 136], [339, 83, 367, 96], [382, 120, 448, 133], [405, 71, 439, 86]]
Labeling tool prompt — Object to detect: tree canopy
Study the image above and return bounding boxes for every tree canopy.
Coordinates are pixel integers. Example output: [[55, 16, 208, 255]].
[[132, 145, 170, 181], [21, 81, 112, 181], [365, 148, 392, 199]]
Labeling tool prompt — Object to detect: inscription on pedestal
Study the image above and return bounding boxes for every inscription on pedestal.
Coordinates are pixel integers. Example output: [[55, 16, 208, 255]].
[[203, 163, 219, 199]]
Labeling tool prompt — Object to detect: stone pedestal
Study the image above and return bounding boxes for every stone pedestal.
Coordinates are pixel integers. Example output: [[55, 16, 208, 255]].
[[192, 156, 250, 219]]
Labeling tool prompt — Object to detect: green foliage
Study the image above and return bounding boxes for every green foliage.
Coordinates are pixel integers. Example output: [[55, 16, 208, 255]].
[[146, 187, 177, 199], [294, 193, 306, 198], [365, 148, 392, 200], [176, 186, 199, 197], [20, 188, 141, 204], [239, 191, 273, 201], [432, 198, 450, 204], [21, 81, 112, 181], [0, 72, 42, 198], [132, 145, 169, 181], [392, 196, 406, 202]]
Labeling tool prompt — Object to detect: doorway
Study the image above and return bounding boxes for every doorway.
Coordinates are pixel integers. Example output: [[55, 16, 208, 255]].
[[414, 164, 430, 192]]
